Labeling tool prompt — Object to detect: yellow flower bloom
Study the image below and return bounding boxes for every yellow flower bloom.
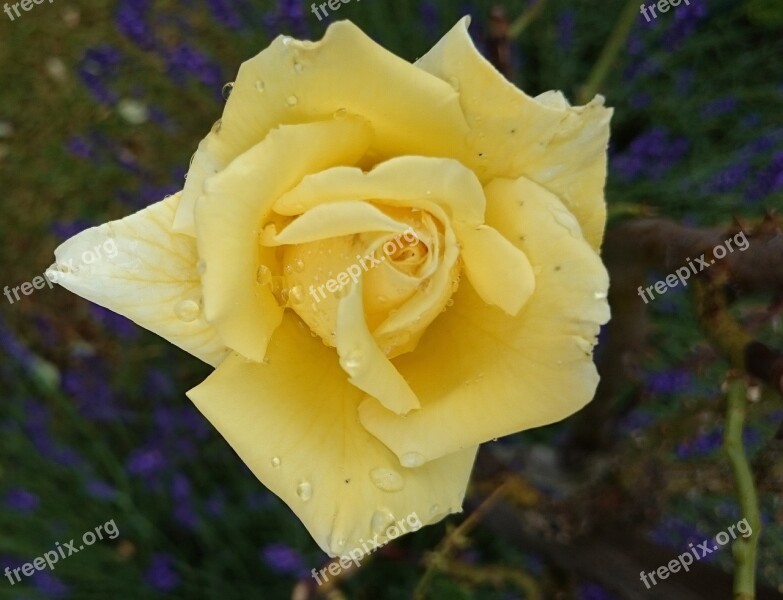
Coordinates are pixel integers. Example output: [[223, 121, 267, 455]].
[[48, 18, 611, 557]]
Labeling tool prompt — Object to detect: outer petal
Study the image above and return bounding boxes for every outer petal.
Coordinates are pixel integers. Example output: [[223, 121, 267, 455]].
[[415, 17, 612, 250], [187, 314, 477, 557], [46, 194, 228, 367], [359, 177, 609, 464], [195, 118, 372, 362], [175, 22, 471, 234]]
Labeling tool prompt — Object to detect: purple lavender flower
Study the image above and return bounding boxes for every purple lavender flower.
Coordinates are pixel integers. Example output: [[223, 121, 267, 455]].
[[578, 582, 619, 600], [31, 571, 70, 597], [556, 10, 575, 50], [207, 0, 244, 30], [261, 543, 306, 576], [4, 487, 40, 513], [86, 480, 118, 501], [61, 356, 123, 421], [746, 151, 783, 202], [145, 553, 181, 592], [644, 368, 692, 395], [702, 95, 739, 118], [77, 46, 123, 106], [662, 0, 708, 48], [116, 0, 156, 50], [127, 446, 167, 478]]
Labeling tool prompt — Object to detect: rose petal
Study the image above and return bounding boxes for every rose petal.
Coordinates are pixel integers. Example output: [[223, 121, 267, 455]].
[[359, 176, 609, 464], [415, 17, 612, 249], [455, 223, 535, 316], [336, 277, 420, 415], [187, 314, 476, 557], [196, 118, 372, 362], [261, 200, 411, 246], [46, 194, 228, 366], [175, 22, 471, 234], [274, 156, 486, 226]]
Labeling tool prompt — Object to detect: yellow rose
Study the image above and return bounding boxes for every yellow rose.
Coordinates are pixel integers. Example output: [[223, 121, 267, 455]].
[[48, 18, 611, 557]]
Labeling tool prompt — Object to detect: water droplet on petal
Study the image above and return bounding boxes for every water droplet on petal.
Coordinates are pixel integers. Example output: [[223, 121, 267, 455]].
[[293, 62, 303, 73], [286, 95, 299, 107], [445, 298, 454, 307], [271, 456, 281, 468], [174, 299, 200, 322], [334, 108, 347, 118], [594, 291, 607, 300], [211, 119, 222, 134], [282, 36, 293, 46], [196, 260, 206, 275], [284, 264, 294, 275], [221, 82, 234, 100], [400, 452, 425, 468], [371, 508, 396, 535], [256, 264, 272, 285], [255, 80, 265, 93], [328, 536, 346, 554], [296, 481, 312, 501], [293, 258, 305, 273], [429, 504, 440, 517], [370, 467, 405, 492], [341, 349, 362, 372], [290, 285, 304, 304]]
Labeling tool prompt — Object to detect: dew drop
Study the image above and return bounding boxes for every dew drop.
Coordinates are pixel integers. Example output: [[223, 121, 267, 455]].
[[329, 536, 346, 554], [371, 508, 396, 535], [594, 291, 608, 300], [196, 260, 206, 276], [445, 298, 454, 307], [256, 264, 272, 285], [286, 95, 299, 107], [296, 481, 312, 501], [221, 82, 234, 100], [282, 36, 293, 46], [211, 119, 222, 134], [293, 62, 303, 73], [293, 258, 305, 272], [341, 349, 362, 371], [284, 264, 294, 275], [370, 467, 405, 492], [429, 504, 440, 516], [271, 456, 281, 468], [290, 285, 304, 304], [334, 107, 347, 118], [255, 80, 265, 93], [174, 299, 200, 322], [400, 452, 425, 468], [278, 287, 290, 305]]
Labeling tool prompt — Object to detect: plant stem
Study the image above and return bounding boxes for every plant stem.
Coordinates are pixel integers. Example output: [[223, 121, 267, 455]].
[[413, 482, 509, 599], [508, 0, 549, 39], [724, 376, 761, 600], [577, 0, 639, 104]]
